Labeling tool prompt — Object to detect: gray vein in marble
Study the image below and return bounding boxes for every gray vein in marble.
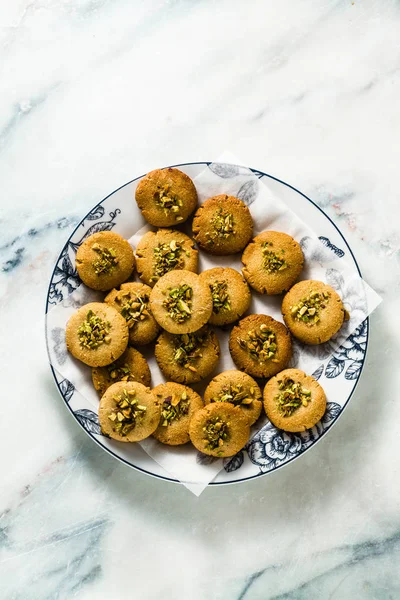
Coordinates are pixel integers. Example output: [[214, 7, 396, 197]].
[[0, 515, 109, 562], [0, 518, 108, 600], [0, 215, 78, 273], [0, 215, 76, 251], [0, 84, 61, 153], [359, 64, 400, 94], [251, 92, 306, 122], [241, 530, 400, 600], [238, 569, 267, 600]]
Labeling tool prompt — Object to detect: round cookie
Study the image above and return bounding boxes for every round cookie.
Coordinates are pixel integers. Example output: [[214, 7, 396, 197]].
[[189, 403, 250, 458], [152, 383, 203, 446], [76, 231, 135, 291], [104, 282, 159, 346], [135, 168, 198, 227], [242, 231, 304, 295], [149, 270, 213, 334], [198, 267, 251, 326], [229, 314, 292, 379], [99, 381, 161, 442], [155, 326, 220, 384], [135, 228, 198, 287], [263, 368, 327, 432], [192, 195, 253, 255], [281, 280, 345, 345], [66, 302, 129, 367], [92, 347, 151, 397], [204, 370, 262, 426]]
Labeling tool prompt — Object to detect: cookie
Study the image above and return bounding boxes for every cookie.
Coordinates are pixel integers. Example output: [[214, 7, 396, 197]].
[[152, 383, 203, 446], [242, 231, 304, 295], [229, 314, 292, 379], [192, 195, 253, 255], [281, 280, 345, 344], [76, 231, 135, 291], [98, 381, 161, 442], [263, 368, 327, 432], [135, 229, 198, 287], [155, 326, 220, 384], [149, 270, 213, 334], [92, 347, 151, 397], [104, 282, 159, 346], [204, 370, 262, 426], [135, 168, 198, 227], [66, 302, 129, 367], [198, 267, 251, 326], [189, 402, 250, 458]]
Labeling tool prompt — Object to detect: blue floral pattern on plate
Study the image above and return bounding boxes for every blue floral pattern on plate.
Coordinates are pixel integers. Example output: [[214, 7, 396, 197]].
[[325, 320, 367, 380], [225, 403, 342, 473]]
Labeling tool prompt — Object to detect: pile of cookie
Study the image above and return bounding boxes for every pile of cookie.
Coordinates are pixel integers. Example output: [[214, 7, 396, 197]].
[[66, 167, 347, 459]]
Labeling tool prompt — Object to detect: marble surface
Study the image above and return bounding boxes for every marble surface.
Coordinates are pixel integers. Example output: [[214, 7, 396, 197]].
[[0, 0, 398, 598]]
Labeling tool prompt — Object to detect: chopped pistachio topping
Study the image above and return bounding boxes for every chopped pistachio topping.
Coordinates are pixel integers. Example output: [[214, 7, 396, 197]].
[[206, 209, 235, 245], [154, 184, 183, 218], [108, 389, 147, 436], [275, 377, 312, 417], [151, 240, 185, 283], [211, 383, 256, 407], [172, 331, 207, 371], [77, 310, 111, 349], [91, 243, 119, 275], [115, 290, 149, 328], [238, 323, 278, 362], [107, 362, 133, 383], [163, 284, 193, 323], [160, 391, 189, 426], [261, 242, 288, 273], [290, 290, 330, 325], [210, 280, 231, 314], [203, 417, 230, 453]]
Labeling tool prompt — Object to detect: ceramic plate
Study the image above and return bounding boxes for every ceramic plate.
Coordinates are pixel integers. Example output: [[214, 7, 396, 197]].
[[45, 162, 368, 485]]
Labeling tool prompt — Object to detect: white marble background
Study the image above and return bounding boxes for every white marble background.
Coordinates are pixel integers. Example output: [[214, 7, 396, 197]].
[[0, 1, 398, 598]]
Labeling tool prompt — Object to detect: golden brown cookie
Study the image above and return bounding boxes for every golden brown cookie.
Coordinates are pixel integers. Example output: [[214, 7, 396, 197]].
[[66, 302, 129, 367], [281, 280, 345, 344], [229, 314, 292, 379], [189, 403, 250, 458], [91, 347, 151, 397], [152, 383, 203, 446], [76, 231, 135, 291], [242, 231, 304, 295], [204, 370, 262, 426], [192, 195, 253, 255], [135, 228, 198, 287], [198, 267, 251, 326], [155, 326, 220, 384], [135, 168, 198, 227], [263, 368, 327, 432], [98, 381, 161, 442], [104, 282, 159, 346], [149, 270, 213, 334]]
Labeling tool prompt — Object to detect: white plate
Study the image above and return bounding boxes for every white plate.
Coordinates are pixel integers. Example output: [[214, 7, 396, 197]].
[[45, 162, 368, 485]]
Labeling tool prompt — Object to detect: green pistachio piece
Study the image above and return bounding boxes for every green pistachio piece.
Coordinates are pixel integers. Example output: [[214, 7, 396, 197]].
[[162, 285, 193, 323], [91, 244, 119, 275], [210, 280, 231, 314], [275, 378, 312, 417], [77, 310, 111, 349]]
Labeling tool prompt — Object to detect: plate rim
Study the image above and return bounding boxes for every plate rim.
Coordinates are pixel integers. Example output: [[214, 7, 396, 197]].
[[45, 162, 369, 486]]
